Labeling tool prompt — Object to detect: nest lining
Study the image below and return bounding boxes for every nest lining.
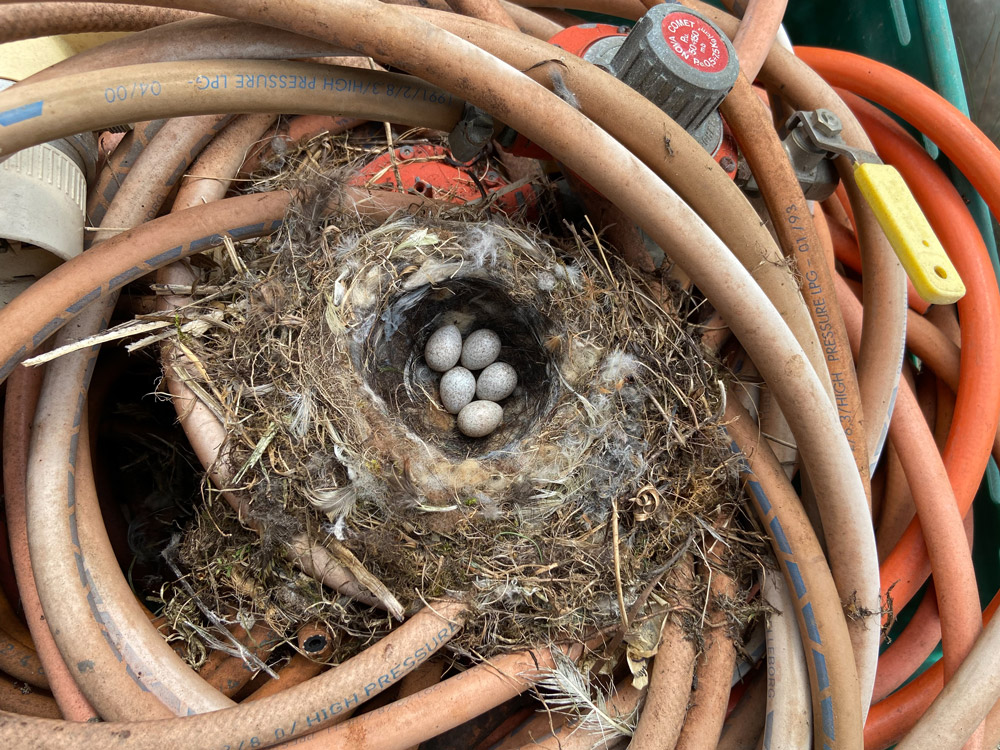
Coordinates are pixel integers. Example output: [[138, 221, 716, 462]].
[[160, 132, 761, 671]]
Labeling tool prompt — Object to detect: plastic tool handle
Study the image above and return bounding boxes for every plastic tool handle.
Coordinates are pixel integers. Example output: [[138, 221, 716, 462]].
[[853, 161, 966, 305]]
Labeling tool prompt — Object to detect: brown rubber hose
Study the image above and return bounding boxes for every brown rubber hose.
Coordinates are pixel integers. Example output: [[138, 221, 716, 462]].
[[444, 0, 519, 30], [674, 562, 737, 750], [0, 10, 833, 406], [26, 114, 237, 719], [726, 395, 862, 749], [876, 444, 916, 562], [715, 673, 766, 750], [0, 625, 46, 691], [87, 120, 166, 229], [28, 369, 180, 718], [0, 3, 199, 43], [512, 681, 643, 749], [396, 657, 445, 702], [0, 672, 60, 719], [0, 587, 32, 653], [508, 0, 640, 17], [525, 6, 576, 28], [387, 0, 561, 38], [280, 644, 584, 750], [0, 59, 464, 158], [0, 601, 464, 749], [22, 17, 346, 88], [3, 364, 99, 720], [629, 563, 696, 750], [0, 0, 559, 45], [171, 113, 278, 212], [729, 0, 787, 82], [721, 72, 868, 496], [0, 584, 47, 689]]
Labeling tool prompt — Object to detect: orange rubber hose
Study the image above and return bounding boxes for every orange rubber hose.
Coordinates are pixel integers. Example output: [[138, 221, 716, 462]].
[[836, 275, 982, 689], [873, 586, 940, 704], [837, 273, 985, 747], [798, 47, 1000, 227], [827, 85, 1000, 620], [197, 623, 279, 698], [243, 653, 329, 703], [874, 510, 973, 704]]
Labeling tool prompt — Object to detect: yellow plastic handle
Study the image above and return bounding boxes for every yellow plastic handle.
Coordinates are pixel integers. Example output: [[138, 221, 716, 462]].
[[853, 162, 965, 305]]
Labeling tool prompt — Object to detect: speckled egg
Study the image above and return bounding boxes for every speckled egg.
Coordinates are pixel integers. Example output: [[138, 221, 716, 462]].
[[476, 362, 517, 402], [424, 324, 462, 372], [461, 328, 501, 370], [457, 400, 503, 438], [439, 367, 476, 415]]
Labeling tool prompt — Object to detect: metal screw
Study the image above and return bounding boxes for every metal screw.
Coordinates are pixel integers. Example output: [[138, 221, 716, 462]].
[[719, 156, 737, 173], [813, 109, 843, 138], [399, 146, 414, 158]]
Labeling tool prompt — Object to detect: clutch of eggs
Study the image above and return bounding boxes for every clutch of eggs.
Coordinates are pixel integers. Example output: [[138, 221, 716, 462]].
[[426, 326, 518, 437]]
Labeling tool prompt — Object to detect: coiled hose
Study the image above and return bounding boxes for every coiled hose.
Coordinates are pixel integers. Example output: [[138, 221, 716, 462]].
[[0, 1, 997, 749]]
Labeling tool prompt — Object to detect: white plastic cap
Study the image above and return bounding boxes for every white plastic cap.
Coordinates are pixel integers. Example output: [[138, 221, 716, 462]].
[[0, 140, 87, 262]]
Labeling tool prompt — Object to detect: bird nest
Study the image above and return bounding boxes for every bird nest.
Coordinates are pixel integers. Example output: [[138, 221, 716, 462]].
[[159, 133, 756, 671]]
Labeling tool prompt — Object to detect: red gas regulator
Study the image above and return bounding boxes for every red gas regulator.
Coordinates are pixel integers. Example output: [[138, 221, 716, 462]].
[[505, 3, 741, 176], [348, 4, 742, 215]]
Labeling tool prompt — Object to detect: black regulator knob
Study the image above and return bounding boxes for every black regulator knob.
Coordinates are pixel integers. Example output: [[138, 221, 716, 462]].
[[610, 3, 739, 151]]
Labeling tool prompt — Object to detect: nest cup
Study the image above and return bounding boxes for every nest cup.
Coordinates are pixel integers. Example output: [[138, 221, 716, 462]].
[[367, 279, 557, 455], [159, 134, 755, 671]]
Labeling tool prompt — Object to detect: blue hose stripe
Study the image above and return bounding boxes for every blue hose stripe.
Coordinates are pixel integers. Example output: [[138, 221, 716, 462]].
[[0, 100, 42, 127], [108, 266, 146, 291], [769, 517, 792, 554], [147, 245, 185, 268], [802, 602, 822, 645], [821, 695, 836, 741], [747, 477, 771, 514], [813, 648, 830, 692], [786, 561, 807, 599], [67, 288, 103, 315], [727, 435, 844, 746]]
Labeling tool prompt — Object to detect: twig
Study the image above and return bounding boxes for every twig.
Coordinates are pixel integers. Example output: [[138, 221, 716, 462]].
[[611, 498, 628, 631]]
